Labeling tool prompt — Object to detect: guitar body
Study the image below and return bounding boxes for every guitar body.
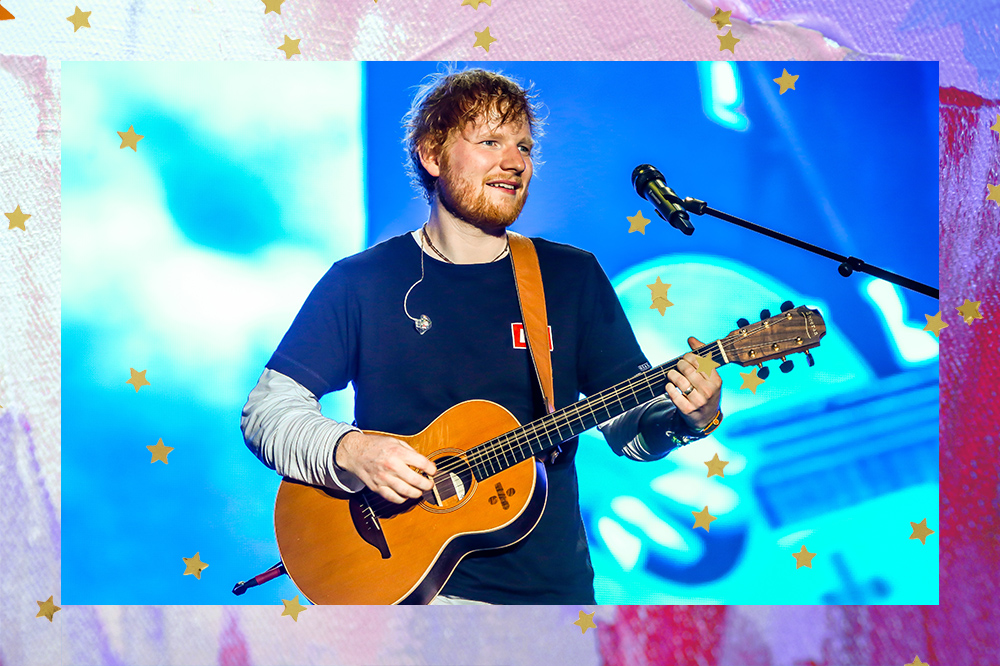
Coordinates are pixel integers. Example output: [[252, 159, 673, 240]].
[[273, 399, 548, 605]]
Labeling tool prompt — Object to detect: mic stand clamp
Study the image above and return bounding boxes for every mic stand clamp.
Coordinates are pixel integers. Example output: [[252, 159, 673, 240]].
[[837, 256, 865, 278]]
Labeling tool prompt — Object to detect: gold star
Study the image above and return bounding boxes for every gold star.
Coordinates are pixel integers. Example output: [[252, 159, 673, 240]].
[[36, 596, 61, 621], [262, 0, 285, 13], [704, 453, 729, 478], [573, 610, 597, 634], [717, 29, 740, 53], [991, 114, 1000, 134], [922, 311, 947, 337], [117, 125, 144, 151], [5, 204, 30, 230], [986, 182, 1000, 206], [646, 276, 671, 301], [282, 595, 307, 621], [650, 298, 673, 316], [646, 277, 673, 316], [473, 27, 497, 52], [147, 438, 174, 464], [739, 367, 765, 394], [693, 353, 720, 378], [905, 657, 928, 666], [127, 367, 150, 392], [278, 35, 301, 59], [462, 0, 492, 8], [692, 506, 717, 531], [956, 298, 982, 324], [67, 6, 91, 32], [182, 552, 209, 579], [792, 545, 816, 569], [710, 7, 732, 28], [773, 68, 799, 94], [628, 209, 652, 235], [909, 518, 935, 545]]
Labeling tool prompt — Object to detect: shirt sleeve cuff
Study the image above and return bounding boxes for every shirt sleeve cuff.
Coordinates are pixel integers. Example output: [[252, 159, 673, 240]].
[[329, 428, 366, 492]]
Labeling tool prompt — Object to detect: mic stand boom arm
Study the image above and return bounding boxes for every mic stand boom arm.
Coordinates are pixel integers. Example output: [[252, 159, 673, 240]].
[[674, 195, 938, 300]]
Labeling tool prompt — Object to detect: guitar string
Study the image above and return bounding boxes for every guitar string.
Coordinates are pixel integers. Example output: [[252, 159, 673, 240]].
[[361, 327, 807, 514], [362, 327, 809, 514], [361, 321, 810, 512], [358, 354, 690, 514], [462, 325, 808, 481]]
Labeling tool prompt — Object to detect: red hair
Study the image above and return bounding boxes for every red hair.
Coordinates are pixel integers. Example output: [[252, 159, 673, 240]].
[[402, 66, 545, 201]]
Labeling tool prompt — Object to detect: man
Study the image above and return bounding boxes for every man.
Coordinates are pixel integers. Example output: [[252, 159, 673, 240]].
[[241, 67, 723, 605]]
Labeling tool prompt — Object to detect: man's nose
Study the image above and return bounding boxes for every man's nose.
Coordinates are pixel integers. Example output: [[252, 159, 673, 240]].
[[499, 145, 526, 172]]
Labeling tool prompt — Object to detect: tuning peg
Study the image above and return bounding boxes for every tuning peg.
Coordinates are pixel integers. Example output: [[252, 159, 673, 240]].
[[780, 357, 794, 373], [780, 301, 794, 312], [757, 364, 770, 380], [804, 350, 815, 367], [760, 309, 771, 320], [737, 317, 749, 328]]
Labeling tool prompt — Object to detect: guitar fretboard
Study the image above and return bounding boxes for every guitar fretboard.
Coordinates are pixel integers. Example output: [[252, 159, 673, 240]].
[[465, 342, 727, 481]]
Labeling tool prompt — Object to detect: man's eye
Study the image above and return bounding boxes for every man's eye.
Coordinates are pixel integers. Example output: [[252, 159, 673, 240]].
[[482, 140, 498, 146], [519, 146, 532, 154]]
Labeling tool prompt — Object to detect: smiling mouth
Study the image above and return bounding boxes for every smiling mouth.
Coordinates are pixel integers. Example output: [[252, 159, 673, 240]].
[[487, 183, 518, 194]]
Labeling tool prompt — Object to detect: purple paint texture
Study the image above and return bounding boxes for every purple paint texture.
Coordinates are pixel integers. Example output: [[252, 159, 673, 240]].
[[0, 411, 61, 666], [2, 0, 999, 663], [732, 0, 999, 96], [218, 607, 251, 666], [902, 0, 1000, 90]]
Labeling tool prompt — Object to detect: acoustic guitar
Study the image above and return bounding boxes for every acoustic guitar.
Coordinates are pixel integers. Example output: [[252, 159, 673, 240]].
[[273, 304, 826, 604]]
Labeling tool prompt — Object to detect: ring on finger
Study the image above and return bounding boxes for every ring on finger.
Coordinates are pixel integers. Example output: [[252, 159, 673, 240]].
[[682, 385, 695, 396]]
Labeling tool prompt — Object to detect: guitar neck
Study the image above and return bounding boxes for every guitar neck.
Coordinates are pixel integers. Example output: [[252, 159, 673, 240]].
[[468, 341, 728, 481]]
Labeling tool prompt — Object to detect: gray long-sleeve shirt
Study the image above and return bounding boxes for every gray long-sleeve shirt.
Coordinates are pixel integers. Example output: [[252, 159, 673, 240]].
[[241, 367, 690, 492]]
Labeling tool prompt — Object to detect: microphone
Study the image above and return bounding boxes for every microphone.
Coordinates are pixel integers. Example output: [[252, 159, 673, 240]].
[[631, 164, 695, 235]]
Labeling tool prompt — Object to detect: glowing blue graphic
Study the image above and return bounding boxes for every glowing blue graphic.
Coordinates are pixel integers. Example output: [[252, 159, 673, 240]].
[[597, 517, 642, 573], [698, 62, 749, 131], [578, 255, 936, 604], [61, 62, 365, 605], [862, 277, 939, 366]]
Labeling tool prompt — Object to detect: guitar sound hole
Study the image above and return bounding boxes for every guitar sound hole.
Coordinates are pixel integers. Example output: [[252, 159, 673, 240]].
[[425, 455, 474, 508]]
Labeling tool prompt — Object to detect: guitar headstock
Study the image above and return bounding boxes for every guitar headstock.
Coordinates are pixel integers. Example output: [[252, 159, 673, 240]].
[[723, 304, 826, 368]]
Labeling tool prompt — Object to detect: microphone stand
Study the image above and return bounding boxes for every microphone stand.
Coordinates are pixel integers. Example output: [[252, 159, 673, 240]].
[[668, 194, 938, 300]]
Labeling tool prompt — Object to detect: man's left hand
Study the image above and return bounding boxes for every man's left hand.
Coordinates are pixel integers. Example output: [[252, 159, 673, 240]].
[[665, 336, 723, 431]]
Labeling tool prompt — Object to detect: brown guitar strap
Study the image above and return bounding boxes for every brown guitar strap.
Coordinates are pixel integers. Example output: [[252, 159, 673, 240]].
[[507, 231, 561, 463]]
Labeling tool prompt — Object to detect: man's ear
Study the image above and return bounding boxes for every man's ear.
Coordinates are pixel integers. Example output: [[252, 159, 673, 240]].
[[417, 139, 442, 179]]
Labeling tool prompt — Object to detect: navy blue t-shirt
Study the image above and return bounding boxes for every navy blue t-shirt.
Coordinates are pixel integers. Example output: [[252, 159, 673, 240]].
[[266, 232, 648, 604]]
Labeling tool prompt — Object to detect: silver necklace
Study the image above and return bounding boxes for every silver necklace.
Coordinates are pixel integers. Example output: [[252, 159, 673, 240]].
[[421, 223, 510, 264]]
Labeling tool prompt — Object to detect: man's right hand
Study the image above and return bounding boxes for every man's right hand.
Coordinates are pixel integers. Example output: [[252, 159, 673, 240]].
[[335, 431, 438, 504]]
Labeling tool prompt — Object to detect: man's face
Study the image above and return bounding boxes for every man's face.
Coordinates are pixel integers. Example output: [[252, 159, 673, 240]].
[[431, 113, 534, 231]]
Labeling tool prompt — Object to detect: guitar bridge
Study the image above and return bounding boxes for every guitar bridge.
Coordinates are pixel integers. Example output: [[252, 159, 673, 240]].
[[349, 492, 391, 559]]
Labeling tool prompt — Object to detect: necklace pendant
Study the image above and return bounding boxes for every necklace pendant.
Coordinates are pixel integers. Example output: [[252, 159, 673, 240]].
[[415, 314, 432, 335]]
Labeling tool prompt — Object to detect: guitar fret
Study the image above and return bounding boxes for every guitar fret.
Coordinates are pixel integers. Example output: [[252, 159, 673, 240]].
[[476, 348, 728, 480], [444, 312, 826, 487], [500, 436, 513, 468], [641, 371, 656, 404], [613, 385, 626, 417], [545, 416, 560, 443]]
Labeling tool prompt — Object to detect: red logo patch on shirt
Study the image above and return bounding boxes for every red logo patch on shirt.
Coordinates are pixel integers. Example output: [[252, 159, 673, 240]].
[[511, 323, 553, 351]]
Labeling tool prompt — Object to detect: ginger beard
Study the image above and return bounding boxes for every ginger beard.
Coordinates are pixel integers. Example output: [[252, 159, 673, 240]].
[[434, 146, 529, 232]]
